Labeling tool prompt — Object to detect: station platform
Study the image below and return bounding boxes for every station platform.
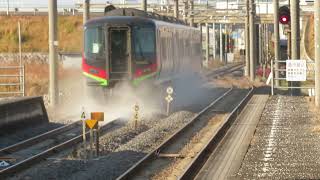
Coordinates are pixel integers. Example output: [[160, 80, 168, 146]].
[[195, 95, 320, 179]]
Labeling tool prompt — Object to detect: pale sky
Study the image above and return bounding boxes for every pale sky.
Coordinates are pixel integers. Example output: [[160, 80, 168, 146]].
[[0, 0, 220, 8]]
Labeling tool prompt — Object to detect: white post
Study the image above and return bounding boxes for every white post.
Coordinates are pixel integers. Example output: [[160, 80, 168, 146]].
[[7, 0, 9, 16], [315, 0, 320, 106], [212, 23, 216, 60]]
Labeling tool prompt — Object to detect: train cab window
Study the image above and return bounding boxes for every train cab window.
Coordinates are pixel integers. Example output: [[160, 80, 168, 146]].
[[132, 26, 156, 65], [84, 26, 105, 59]]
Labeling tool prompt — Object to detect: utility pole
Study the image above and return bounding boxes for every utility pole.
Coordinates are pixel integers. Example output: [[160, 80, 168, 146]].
[[249, 0, 256, 81], [220, 24, 223, 62], [200, 24, 203, 46], [290, 0, 300, 94], [245, 0, 250, 76], [225, 24, 228, 63], [212, 23, 216, 60], [142, 0, 147, 12], [174, 0, 179, 19], [273, 0, 280, 87], [83, 0, 90, 24], [183, 0, 188, 22], [6, 0, 9, 16], [206, 23, 210, 66], [189, 0, 194, 27], [259, 24, 263, 66], [315, 0, 320, 106], [48, 0, 58, 106]]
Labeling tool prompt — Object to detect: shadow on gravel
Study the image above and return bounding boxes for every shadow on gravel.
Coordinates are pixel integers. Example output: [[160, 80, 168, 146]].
[[13, 150, 147, 180], [0, 122, 64, 148], [172, 87, 231, 113], [254, 86, 271, 95]]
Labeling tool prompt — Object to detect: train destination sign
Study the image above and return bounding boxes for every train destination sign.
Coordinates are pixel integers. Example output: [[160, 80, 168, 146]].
[[286, 60, 307, 81]]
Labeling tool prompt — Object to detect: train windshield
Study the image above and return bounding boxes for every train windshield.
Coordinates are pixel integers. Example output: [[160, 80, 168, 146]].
[[132, 26, 156, 64], [84, 26, 105, 58]]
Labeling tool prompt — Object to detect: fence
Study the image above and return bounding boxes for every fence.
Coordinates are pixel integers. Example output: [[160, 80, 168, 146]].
[[0, 66, 25, 97], [271, 59, 315, 95]]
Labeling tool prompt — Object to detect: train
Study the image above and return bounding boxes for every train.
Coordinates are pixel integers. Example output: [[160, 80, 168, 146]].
[[82, 8, 202, 91]]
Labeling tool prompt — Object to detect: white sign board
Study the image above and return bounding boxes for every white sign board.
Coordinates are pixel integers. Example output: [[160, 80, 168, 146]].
[[165, 95, 173, 103], [166, 87, 173, 94], [286, 60, 307, 81]]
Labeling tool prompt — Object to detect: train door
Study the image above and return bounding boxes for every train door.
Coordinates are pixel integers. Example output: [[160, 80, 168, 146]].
[[108, 27, 131, 80]]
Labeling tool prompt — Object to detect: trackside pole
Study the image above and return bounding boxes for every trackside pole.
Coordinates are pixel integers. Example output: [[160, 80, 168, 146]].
[[81, 107, 87, 159], [273, 0, 280, 86], [95, 123, 99, 156], [89, 128, 93, 158], [83, 0, 90, 24], [249, 0, 256, 81], [290, 0, 300, 95], [245, 0, 250, 76], [315, 0, 320, 106], [48, 0, 58, 107]]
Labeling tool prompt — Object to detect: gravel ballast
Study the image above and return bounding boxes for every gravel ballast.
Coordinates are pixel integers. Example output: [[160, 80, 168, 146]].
[[10, 111, 195, 180]]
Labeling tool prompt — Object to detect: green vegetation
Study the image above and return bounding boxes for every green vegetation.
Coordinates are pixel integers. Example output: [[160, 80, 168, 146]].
[[0, 15, 83, 53]]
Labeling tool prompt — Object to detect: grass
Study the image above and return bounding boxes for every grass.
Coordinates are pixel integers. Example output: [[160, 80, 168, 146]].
[[0, 15, 83, 53], [0, 61, 66, 98]]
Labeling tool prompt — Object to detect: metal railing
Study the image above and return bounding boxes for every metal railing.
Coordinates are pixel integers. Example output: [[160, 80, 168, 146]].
[[0, 66, 25, 97], [271, 59, 315, 95]]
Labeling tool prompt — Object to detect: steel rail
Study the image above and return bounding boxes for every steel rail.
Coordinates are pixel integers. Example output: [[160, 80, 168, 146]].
[[0, 121, 81, 156], [116, 88, 234, 180], [207, 63, 244, 78], [0, 119, 124, 179], [179, 87, 254, 179]]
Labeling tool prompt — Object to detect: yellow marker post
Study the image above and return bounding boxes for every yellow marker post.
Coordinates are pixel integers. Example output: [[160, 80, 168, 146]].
[[85, 119, 98, 158]]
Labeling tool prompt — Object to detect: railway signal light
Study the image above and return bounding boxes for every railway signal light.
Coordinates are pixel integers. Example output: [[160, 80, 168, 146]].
[[279, 6, 290, 25]]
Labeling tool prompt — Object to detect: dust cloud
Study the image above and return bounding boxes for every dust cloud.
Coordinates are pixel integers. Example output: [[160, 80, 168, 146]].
[[52, 58, 212, 124]]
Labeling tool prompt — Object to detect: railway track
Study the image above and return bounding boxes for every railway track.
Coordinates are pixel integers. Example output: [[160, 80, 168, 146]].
[[0, 119, 125, 179], [206, 63, 244, 78], [117, 87, 254, 180]]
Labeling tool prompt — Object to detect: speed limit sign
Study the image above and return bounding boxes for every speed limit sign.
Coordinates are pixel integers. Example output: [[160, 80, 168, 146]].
[[166, 86, 173, 94]]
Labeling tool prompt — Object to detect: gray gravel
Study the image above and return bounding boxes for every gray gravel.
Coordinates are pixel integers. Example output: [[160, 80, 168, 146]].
[[237, 96, 320, 179], [0, 122, 62, 149], [116, 111, 194, 153], [9, 111, 195, 180]]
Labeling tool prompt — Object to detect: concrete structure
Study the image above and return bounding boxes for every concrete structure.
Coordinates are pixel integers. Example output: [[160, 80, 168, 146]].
[[83, 0, 90, 23], [249, 0, 256, 81], [273, 0, 280, 86], [245, 0, 250, 77], [48, 0, 58, 106], [315, 1, 320, 106], [290, 0, 300, 94]]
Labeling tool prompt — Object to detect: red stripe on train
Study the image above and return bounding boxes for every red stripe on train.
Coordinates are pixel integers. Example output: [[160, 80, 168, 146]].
[[82, 55, 108, 79]]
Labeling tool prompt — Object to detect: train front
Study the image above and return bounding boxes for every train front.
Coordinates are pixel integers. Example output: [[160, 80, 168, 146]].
[[82, 18, 157, 91]]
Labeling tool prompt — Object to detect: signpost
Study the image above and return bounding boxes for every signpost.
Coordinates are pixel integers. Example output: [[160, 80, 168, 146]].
[[83, 112, 104, 158], [165, 86, 174, 116], [91, 112, 104, 156], [286, 60, 307, 81], [133, 104, 139, 129]]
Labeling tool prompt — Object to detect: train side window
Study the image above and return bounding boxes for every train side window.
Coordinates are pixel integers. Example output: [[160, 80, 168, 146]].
[[132, 26, 156, 65]]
